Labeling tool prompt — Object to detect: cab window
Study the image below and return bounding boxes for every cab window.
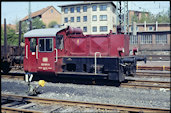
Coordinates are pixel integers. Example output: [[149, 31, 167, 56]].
[[56, 35, 64, 50], [39, 38, 53, 52], [30, 38, 37, 52]]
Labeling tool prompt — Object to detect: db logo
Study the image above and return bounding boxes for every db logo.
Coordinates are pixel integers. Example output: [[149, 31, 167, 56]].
[[77, 39, 79, 45]]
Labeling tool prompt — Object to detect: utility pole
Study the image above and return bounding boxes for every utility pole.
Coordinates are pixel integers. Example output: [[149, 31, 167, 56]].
[[28, 2, 32, 30], [4, 18, 7, 59], [19, 21, 22, 47], [116, 1, 129, 34]]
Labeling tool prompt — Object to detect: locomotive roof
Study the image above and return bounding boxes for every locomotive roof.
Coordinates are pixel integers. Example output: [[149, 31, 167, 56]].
[[24, 28, 64, 38]]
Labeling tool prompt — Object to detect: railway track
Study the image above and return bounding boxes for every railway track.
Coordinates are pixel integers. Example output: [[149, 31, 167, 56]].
[[136, 72, 170, 78], [1, 94, 170, 113], [1, 72, 170, 90], [137, 66, 170, 71], [121, 80, 170, 90], [1, 70, 170, 80]]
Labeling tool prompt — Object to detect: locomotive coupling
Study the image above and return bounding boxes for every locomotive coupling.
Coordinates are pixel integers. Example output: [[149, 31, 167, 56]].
[[121, 56, 147, 64], [135, 55, 147, 64]]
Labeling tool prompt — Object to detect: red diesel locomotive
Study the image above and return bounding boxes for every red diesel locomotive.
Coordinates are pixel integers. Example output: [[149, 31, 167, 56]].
[[24, 26, 146, 82]]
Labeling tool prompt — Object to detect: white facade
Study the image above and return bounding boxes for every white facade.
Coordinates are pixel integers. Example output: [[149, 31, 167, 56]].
[[59, 2, 116, 34]]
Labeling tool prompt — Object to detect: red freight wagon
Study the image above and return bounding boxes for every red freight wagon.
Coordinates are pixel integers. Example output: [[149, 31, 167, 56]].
[[24, 26, 146, 83]]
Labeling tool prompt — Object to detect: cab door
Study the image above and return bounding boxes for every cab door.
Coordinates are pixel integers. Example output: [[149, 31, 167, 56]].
[[37, 38, 55, 72], [27, 38, 38, 72]]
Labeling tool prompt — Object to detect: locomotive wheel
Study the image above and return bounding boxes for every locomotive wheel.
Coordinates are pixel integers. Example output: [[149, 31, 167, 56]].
[[1, 61, 11, 74]]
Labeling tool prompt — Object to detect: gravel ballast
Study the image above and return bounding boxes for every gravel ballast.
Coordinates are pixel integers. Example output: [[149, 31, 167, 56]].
[[1, 78, 170, 109]]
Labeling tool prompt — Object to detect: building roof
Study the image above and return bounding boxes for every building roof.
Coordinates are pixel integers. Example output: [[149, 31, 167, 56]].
[[21, 6, 60, 21], [1, 24, 16, 30], [24, 28, 65, 38], [132, 23, 171, 26], [129, 10, 149, 13], [58, 1, 116, 8]]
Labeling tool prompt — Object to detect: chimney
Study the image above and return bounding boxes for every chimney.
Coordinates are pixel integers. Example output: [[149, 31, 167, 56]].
[[156, 21, 158, 31], [144, 21, 146, 31], [133, 22, 137, 36]]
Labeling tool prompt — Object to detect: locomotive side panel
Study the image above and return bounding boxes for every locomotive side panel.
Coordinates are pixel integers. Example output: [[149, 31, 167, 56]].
[[89, 36, 109, 56], [124, 35, 130, 56], [110, 34, 126, 57], [69, 37, 88, 56]]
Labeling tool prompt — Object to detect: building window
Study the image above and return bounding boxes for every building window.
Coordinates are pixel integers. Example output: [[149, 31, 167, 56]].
[[83, 26, 87, 32], [83, 16, 87, 22], [130, 35, 138, 44], [100, 5, 107, 11], [100, 15, 107, 21], [92, 26, 97, 32], [51, 9, 53, 13], [136, 26, 139, 31], [140, 34, 152, 44], [100, 26, 108, 32], [64, 17, 68, 23], [70, 17, 74, 22], [92, 15, 97, 21], [77, 7, 80, 12], [64, 8, 68, 14], [148, 26, 153, 31], [131, 26, 138, 31], [92, 5, 97, 11], [70, 7, 74, 13], [77, 16, 80, 22], [113, 7, 115, 13], [83, 6, 87, 12], [155, 34, 167, 44]]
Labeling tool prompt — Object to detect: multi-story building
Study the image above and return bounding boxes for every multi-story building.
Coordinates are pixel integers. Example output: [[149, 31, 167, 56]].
[[21, 6, 61, 27], [58, 1, 116, 34], [129, 10, 149, 24], [129, 22, 170, 55]]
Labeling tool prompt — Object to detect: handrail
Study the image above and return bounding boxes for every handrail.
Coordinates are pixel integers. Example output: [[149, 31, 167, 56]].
[[26, 45, 28, 59], [55, 48, 58, 63], [36, 45, 38, 59], [94, 52, 101, 74]]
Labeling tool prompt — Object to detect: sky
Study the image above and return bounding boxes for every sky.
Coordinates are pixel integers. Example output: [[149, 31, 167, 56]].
[[1, 1, 170, 25]]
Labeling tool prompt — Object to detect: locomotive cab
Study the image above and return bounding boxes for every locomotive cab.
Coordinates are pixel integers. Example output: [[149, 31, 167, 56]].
[[24, 28, 65, 74]]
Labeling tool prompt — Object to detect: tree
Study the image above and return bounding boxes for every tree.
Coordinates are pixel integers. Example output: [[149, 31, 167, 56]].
[[6, 26, 19, 46], [131, 15, 138, 23], [155, 10, 170, 23], [32, 17, 46, 29], [48, 21, 58, 28], [1, 26, 18, 46], [21, 21, 28, 33], [146, 13, 155, 23], [1, 26, 4, 45], [139, 12, 147, 23]]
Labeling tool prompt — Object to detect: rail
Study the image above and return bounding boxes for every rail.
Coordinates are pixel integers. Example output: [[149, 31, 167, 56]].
[[1, 94, 170, 113], [121, 80, 170, 90], [136, 66, 170, 71]]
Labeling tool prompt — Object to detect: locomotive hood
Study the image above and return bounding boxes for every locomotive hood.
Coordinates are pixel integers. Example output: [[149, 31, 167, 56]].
[[24, 28, 65, 38]]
